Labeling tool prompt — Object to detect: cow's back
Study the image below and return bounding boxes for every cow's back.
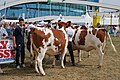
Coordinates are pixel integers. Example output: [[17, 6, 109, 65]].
[[31, 28, 51, 48], [51, 29, 68, 53]]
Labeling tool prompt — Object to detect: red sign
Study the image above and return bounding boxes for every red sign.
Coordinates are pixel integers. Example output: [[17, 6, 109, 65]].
[[0, 39, 15, 64]]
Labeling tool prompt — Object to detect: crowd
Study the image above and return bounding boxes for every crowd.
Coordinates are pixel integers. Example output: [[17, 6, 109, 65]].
[[0, 22, 16, 39]]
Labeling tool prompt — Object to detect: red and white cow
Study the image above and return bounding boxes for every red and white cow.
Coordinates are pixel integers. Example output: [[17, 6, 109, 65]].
[[73, 26, 117, 67], [30, 27, 68, 76]]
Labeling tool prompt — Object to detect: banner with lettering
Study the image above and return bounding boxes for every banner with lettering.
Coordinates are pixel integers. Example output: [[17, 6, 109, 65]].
[[0, 39, 15, 64]]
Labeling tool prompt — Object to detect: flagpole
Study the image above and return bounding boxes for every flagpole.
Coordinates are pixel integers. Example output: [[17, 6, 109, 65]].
[[38, 2, 39, 17], [4, 0, 6, 19], [5, 7, 6, 19], [65, 2, 66, 16], [50, 2, 51, 16], [62, 0, 66, 16]]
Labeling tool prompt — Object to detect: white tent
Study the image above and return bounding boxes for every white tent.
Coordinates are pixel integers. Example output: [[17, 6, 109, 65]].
[[77, 12, 92, 26], [84, 12, 92, 26]]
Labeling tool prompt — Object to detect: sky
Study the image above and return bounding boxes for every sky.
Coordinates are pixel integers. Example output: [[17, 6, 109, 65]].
[[99, 0, 120, 11], [100, 0, 120, 6]]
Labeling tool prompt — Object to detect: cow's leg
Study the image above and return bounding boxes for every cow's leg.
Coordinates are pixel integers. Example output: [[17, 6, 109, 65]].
[[61, 48, 67, 68], [35, 59, 39, 73], [78, 50, 82, 63], [52, 57, 56, 68], [0, 66, 3, 74], [96, 46, 104, 68], [88, 52, 90, 57], [114, 30, 117, 37], [30, 54, 35, 67], [102, 41, 106, 53], [37, 48, 46, 76]]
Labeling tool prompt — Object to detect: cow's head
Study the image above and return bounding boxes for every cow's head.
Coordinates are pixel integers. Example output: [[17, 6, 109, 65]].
[[57, 22, 67, 29], [30, 28, 36, 34], [80, 25, 88, 30]]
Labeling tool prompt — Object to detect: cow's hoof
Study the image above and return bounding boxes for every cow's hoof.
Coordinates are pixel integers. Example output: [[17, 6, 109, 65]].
[[78, 60, 82, 63], [30, 64, 34, 67], [0, 72, 5, 75], [61, 66, 65, 69], [52, 65, 55, 68], [41, 73, 45, 76], [77, 60, 81, 63], [88, 55, 90, 58], [97, 65, 102, 68]]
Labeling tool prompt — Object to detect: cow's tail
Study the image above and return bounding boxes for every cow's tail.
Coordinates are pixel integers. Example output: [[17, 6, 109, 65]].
[[30, 34, 34, 58], [107, 32, 117, 53]]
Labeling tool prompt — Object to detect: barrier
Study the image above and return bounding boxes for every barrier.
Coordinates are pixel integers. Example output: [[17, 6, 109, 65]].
[[0, 39, 15, 64]]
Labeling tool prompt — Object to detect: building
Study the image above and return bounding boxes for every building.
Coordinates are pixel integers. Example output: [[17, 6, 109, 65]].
[[0, 0, 99, 19]]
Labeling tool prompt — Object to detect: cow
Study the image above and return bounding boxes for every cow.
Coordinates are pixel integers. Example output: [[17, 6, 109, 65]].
[[52, 22, 116, 68], [30, 26, 68, 76], [73, 25, 117, 68]]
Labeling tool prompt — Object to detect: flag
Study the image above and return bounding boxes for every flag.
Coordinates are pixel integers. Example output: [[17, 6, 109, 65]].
[[95, 9, 99, 16], [4, 1, 6, 6], [62, 0, 65, 2], [22, 13, 25, 19], [102, 14, 104, 19], [95, 9, 98, 13], [118, 13, 120, 24], [47, 0, 51, 4]]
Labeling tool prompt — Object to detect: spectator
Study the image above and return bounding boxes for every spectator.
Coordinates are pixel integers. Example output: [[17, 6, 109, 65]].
[[97, 23, 102, 28], [13, 18, 25, 69], [11, 22, 16, 31], [0, 23, 8, 39], [5, 23, 13, 39]]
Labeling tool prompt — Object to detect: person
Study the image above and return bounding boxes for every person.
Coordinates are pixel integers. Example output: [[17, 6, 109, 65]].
[[26, 22, 36, 52], [64, 21, 75, 66], [13, 18, 25, 69], [5, 23, 13, 39], [0, 23, 8, 39], [97, 23, 101, 28]]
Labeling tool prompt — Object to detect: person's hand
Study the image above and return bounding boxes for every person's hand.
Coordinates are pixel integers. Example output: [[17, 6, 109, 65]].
[[3, 36, 8, 39], [14, 43, 17, 48]]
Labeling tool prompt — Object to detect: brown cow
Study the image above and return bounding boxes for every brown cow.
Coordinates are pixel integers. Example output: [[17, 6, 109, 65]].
[[53, 23, 116, 68], [73, 26, 117, 67], [30, 27, 68, 76]]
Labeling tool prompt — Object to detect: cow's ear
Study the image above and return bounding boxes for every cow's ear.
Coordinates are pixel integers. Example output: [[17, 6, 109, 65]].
[[30, 28, 35, 32], [101, 29, 107, 32]]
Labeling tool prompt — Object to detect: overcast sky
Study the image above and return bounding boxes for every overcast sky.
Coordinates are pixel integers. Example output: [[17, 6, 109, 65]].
[[100, 0, 120, 6]]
